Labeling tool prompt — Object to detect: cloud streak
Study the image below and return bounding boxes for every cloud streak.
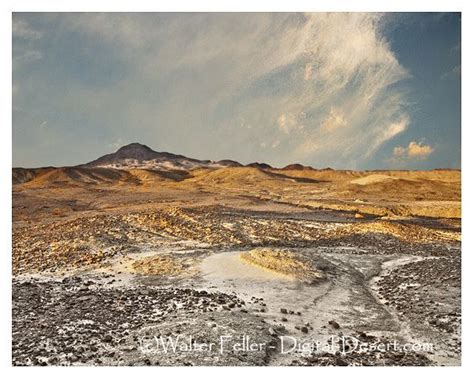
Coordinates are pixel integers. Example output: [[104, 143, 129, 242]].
[[13, 13, 411, 168]]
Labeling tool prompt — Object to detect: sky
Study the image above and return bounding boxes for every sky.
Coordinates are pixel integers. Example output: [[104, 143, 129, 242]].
[[12, 13, 461, 169]]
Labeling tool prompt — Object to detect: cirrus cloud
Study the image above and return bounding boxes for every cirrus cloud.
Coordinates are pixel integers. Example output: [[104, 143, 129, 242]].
[[320, 108, 348, 133], [13, 13, 412, 168]]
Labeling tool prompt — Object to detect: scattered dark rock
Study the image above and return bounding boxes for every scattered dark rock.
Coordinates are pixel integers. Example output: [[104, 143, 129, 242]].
[[329, 320, 340, 329]]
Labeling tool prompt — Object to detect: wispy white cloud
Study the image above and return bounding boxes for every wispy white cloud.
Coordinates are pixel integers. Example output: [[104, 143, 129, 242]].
[[320, 108, 348, 133], [12, 18, 43, 69], [442, 64, 461, 79], [13, 19, 42, 40], [278, 113, 305, 135], [366, 116, 410, 157], [304, 63, 313, 81], [13, 13, 412, 168]]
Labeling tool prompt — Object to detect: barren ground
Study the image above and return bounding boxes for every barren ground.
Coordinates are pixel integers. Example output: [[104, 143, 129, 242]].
[[12, 167, 461, 366]]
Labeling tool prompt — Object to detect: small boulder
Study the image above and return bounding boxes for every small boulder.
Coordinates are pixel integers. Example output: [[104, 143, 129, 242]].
[[329, 320, 340, 329]]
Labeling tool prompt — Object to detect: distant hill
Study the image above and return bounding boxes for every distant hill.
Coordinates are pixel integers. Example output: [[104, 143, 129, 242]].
[[281, 163, 313, 170], [216, 159, 243, 167], [12, 167, 55, 185], [13, 142, 460, 188], [83, 143, 242, 171], [246, 162, 273, 170], [12, 143, 278, 186]]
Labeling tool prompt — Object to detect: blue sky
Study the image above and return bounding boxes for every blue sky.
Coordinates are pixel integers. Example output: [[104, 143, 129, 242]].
[[12, 13, 461, 169]]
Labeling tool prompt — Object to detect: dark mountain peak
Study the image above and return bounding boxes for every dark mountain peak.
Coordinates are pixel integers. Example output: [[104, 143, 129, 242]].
[[246, 162, 273, 170], [84, 143, 161, 167], [112, 143, 158, 160], [84, 143, 239, 169], [84, 142, 177, 167], [83, 143, 282, 171], [117, 142, 154, 153], [217, 159, 243, 167], [282, 163, 313, 170]]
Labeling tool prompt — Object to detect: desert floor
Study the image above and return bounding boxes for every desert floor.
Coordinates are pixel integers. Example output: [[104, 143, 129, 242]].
[[12, 167, 461, 366]]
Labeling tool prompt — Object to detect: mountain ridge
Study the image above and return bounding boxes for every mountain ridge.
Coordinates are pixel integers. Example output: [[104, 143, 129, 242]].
[[13, 143, 461, 178], [82, 142, 249, 170]]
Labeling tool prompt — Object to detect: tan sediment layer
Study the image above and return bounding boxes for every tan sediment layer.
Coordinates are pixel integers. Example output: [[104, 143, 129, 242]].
[[131, 255, 188, 277], [297, 200, 460, 219], [239, 248, 324, 284], [349, 221, 461, 243]]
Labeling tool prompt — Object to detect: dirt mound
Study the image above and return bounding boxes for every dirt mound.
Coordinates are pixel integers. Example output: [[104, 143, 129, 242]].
[[216, 159, 243, 167], [189, 167, 284, 186], [281, 163, 310, 170], [371, 169, 461, 183], [240, 248, 325, 284], [272, 168, 361, 182], [23, 167, 139, 187], [350, 174, 398, 185], [131, 255, 188, 276], [246, 162, 273, 170], [12, 167, 55, 185], [276, 169, 460, 186], [128, 169, 191, 183]]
